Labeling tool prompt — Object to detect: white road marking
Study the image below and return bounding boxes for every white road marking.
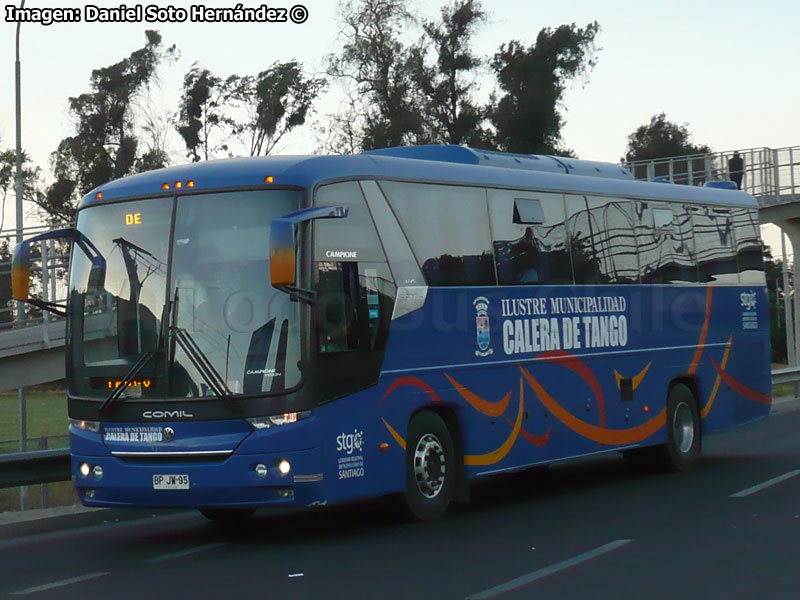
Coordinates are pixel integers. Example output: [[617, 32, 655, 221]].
[[288, 573, 304, 578], [10, 572, 109, 595], [465, 539, 633, 599], [146, 542, 225, 563], [730, 469, 800, 498]]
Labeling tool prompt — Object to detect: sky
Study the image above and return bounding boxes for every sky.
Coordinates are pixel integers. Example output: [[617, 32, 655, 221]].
[[2, 0, 799, 251]]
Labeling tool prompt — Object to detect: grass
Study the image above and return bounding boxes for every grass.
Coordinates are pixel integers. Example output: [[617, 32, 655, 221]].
[[0, 388, 77, 512], [0, 390, 69, 449]]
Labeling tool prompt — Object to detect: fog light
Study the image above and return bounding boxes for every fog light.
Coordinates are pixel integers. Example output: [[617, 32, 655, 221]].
[[79, 462, 90, 477], [85, 489, 95, 499], [92, 465, 103, 480], [278, 459, 291, 475], [255, 464, 268, 478], [276, 487, 293, 499]]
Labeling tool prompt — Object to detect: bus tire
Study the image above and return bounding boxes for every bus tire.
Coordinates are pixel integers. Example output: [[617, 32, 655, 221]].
[[655, 383, 701, 471], [404, 412, 456, 521], [199, 508, 256, 523]]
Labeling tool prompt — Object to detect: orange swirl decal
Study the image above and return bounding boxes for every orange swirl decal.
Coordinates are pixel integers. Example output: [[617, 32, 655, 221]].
[[710, 356, 771, 405], [444, 373, 511, 417], [464, 378, 525, 466], [519, 365, 666, 445], [381, 377, 441, 404], [538, 350, 606, 427], [381, 418, 406, 450], [701, 336, 732, 418], [504, 417, 552, 447], [614, 362, 652, 391], [688, 287, 713, 375]]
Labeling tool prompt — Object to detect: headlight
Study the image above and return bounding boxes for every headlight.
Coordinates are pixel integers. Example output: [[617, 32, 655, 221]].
[[70, 419, 101, 433], [247, 410, 312, 430]]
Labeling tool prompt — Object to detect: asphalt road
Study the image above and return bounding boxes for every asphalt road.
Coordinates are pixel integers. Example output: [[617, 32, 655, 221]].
[[1, 400, 799, 600]]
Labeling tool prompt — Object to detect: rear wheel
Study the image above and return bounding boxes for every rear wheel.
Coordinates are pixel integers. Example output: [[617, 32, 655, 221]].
[[656, 383, 701, 471], [199, 508, 256, 523], [404, 412, 456, 521], [626, 383, 700, 472]]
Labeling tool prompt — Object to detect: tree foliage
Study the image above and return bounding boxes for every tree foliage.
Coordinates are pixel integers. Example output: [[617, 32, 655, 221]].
[[490, 22, 600, 155], [226, 61, 326, 156], [623, 113, 711, 163], [411, 0, 489, 146], [45, 30, 176, 220], [327, 0, 424, 150], [176, 65, 231, 161], [0, 148, 43, 227]]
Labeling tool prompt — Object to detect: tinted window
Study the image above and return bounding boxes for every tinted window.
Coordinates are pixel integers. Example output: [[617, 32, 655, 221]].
[[314, 182, 385, 263], [489, 191, 572, 285], [565, 195, 638, 284], [732, 208, 766, 284], [382, 182, 496, 286], [313, 183, 395, 402], [636, 202, 697, 284], [691, 206, 739, 283]]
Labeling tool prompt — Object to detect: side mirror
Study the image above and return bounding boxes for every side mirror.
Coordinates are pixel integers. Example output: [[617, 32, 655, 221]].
[[270, 205, 348, 289], [11, 227, 105, 315]]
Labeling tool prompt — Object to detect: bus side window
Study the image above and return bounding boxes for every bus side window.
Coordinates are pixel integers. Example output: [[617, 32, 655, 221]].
[[636, 202, 697, 284], [691, 206, 739, 284], [733, 208, 766, 284], [488, 191, 573, 285]]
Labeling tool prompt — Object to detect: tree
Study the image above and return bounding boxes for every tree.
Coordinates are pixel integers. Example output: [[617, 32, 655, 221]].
[[490, 22, 600, 156], [327, 0, 424, 151], [176, 65, 231, 161], [622, 113, 712, 183], [411, 0, 489, 146], [44, 30, 176, 221], [0, 147, 45, 227], [624, 113, 711, 162], [226, 61, 326, 156]]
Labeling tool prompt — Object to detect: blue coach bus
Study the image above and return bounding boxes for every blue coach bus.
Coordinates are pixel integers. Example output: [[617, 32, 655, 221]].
[[13, 145, 770, 521]]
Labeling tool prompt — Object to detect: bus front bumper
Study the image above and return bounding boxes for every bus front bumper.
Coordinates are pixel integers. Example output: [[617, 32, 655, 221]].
[[72, 448, 325, 509]]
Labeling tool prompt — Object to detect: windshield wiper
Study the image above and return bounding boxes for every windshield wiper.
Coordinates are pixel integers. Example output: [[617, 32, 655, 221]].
[[99, 300, 171, 415]]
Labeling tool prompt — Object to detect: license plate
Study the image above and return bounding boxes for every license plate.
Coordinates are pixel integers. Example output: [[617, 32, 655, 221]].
[[153, 474, 190, 490]]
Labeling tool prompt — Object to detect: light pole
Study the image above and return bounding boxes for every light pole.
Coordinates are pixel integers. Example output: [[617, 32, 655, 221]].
[[15, 0, 28, 511]]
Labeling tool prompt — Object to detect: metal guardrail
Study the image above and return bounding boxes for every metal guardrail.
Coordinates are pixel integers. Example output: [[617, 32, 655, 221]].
[[1, 369, 799, 491], [0, 448, 70, 489]]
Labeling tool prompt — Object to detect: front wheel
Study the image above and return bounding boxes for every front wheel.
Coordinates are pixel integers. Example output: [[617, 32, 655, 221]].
[[404, 412, 456, 521], [199, 508, 256, 523]]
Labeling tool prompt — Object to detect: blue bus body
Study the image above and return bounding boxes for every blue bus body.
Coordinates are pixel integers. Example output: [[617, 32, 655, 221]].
[[58, 146, 769, 510]]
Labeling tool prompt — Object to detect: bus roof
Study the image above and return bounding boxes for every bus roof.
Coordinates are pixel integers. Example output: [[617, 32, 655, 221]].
[[80, 146, 759, 210]]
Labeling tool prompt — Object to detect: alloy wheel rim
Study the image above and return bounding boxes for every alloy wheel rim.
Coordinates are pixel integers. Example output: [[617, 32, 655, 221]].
[[413, 433, 446, 499]]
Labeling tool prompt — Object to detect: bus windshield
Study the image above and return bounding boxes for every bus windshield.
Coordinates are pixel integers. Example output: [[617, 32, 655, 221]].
[[68, 189, 303, 400]]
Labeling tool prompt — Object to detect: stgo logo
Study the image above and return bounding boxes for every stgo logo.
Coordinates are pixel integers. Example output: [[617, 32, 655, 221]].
[[336, 429, 364, 455]]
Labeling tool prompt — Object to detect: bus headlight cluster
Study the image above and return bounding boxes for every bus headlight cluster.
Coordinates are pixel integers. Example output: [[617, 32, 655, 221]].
[[78, 462, 103, 480], [70, 419, 101, 433], [278, 459, 291, 475], [254, 464, 268, 478]]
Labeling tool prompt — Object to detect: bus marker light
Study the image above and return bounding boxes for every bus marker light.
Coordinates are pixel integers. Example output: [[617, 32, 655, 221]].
[[93, 465, 103, 480], [79, 462, 90, 477], [278, 459, 291, 475], [644, 406, 650, 412], [186, 180, 195, 188], [379, 443, 389, 451], [95, 192, 103, 199], [161, 183, 170, 190], [255, 464, 268, 478], [174, 181, 183, 189], [265, 175, 274, 184]]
